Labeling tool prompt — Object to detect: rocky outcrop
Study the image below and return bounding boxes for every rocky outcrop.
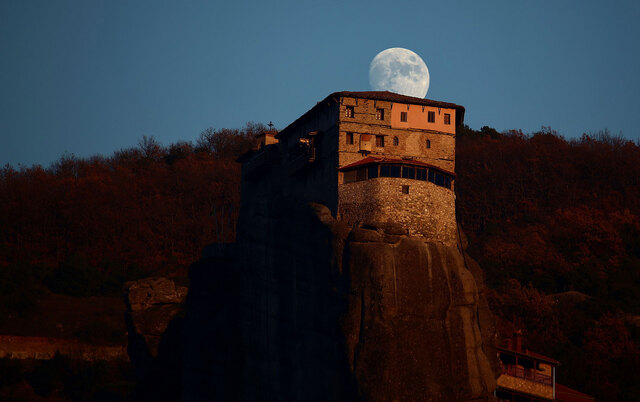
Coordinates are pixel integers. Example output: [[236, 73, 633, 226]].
[[343, 225, 497, 401], [180, 201, 499, 401], [124, 277, 188, 402], [124, 277, 188, 356]]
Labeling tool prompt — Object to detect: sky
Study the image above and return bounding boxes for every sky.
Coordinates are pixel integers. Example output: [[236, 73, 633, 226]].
[[1, 0, 639, 168]]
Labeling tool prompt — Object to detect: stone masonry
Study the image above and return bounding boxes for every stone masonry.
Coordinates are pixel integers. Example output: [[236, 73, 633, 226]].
[[338, 177, 457, 246]]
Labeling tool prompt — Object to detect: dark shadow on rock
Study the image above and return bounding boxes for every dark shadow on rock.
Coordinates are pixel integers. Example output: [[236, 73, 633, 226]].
[[124, 277, 187, 402]]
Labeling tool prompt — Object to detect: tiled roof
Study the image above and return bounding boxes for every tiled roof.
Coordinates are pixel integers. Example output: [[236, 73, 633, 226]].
[[555, 383, 595, 402], [335, 91, 465, 112], [338, 156, 455, 176], [497, 346, 561, 366]]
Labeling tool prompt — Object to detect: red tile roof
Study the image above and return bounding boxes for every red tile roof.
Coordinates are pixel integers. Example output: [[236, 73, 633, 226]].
[[497, 346, 561, 366], [335, 91, 465, 112], [555, 383, 595, 402], [338, 156, 455, 176]]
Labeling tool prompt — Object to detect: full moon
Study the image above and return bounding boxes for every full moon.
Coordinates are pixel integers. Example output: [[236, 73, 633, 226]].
[[369, 48, 430, 98]]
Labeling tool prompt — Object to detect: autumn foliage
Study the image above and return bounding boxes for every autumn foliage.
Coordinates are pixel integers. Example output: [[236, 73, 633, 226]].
[[457, 126, 640, 400], [0, 124, 261, 305], [1, 123, 640, 400]]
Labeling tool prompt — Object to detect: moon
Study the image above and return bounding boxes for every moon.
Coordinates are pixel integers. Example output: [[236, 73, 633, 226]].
[[369, 48, 430, 98]]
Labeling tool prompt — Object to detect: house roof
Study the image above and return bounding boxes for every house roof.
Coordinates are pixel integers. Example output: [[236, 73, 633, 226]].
[[338, 156, 455, 177], [336, 91, 465, 113], [555, 383, 595, 402], [276, 91, 465, 140], [497, 346, 561, 366]]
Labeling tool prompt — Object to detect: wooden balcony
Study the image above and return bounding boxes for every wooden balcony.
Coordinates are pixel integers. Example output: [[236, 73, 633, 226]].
[[500, 362, 552, 386]]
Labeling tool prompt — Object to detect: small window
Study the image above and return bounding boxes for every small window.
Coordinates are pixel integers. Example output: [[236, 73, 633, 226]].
[[393, 136, 399, 146], [400, 111, 408, 122], [402, 185, 410, 194], [346, 132, 354, 144], [375, 135, 385, 147], [345, 106, 354, 118], [426, 139, 431, 149], [376, 108, 384, 120], [444, 113, 451, 125], [428, 111, 435, 123]]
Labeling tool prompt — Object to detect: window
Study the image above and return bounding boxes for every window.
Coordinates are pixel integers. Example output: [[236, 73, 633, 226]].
[[393, 136, 399, 146], [367, 165, 379, 179], [402, 166, 415, 179], [400, 111, 408, 122], [427, 111, 435, 123], [346, 132, 354, 144], [444, 113, 451, 125], [380, 165, 390, 177], [345, 106, 354, 118], [376, 108, 384, 120], [426, 139, 431, 149], [375, 135, 385, 147], [342, 163, 453, 189], [379, 165, 400, 177]]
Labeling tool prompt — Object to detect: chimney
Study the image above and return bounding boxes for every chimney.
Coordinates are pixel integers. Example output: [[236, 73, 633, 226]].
[[513, 330, 523, 352]]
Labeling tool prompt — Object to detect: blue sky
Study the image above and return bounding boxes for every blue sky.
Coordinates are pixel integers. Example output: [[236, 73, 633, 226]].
[[1, 0, 639, 167]]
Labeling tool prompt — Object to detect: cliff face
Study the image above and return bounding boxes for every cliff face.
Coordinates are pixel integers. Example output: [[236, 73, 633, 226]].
[[180, 201, 499, 401]]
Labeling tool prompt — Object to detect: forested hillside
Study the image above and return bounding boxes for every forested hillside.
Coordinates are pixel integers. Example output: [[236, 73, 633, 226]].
[[1, 123, 639, 400], [0, 124, 260, 307], [456, 126, 640, 401]]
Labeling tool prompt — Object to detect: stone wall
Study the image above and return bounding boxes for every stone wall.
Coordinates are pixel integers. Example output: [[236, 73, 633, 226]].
[[338, 177, 457, 247], [338, 96, 456, 173]]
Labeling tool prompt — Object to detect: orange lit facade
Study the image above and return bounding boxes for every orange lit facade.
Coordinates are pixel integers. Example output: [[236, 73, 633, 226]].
[[240, 91, 465, 245]]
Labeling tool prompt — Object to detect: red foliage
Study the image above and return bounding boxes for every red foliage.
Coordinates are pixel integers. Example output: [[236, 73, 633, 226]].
[[0, 124, 260, 276], [457, 127, 640, 400]]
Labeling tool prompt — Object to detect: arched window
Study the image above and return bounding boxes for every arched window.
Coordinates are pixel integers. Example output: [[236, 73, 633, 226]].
[[393, 136, 399, 146], [426, 139, 431, 149]]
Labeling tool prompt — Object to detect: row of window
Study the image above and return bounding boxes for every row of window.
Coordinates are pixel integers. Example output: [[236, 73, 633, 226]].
[[346, 132, 431, 149], [343, 164, 453, 189], [345, 106, 450, 125]]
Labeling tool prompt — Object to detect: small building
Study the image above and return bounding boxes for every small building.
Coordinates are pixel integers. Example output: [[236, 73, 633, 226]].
[[238, 91, 464, 246], [496, 332, 595, 402]]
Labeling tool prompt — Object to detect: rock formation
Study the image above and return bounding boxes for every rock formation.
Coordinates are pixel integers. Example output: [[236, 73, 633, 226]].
[[179, 201, 499, 401], [124, 277, 188, 401]]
